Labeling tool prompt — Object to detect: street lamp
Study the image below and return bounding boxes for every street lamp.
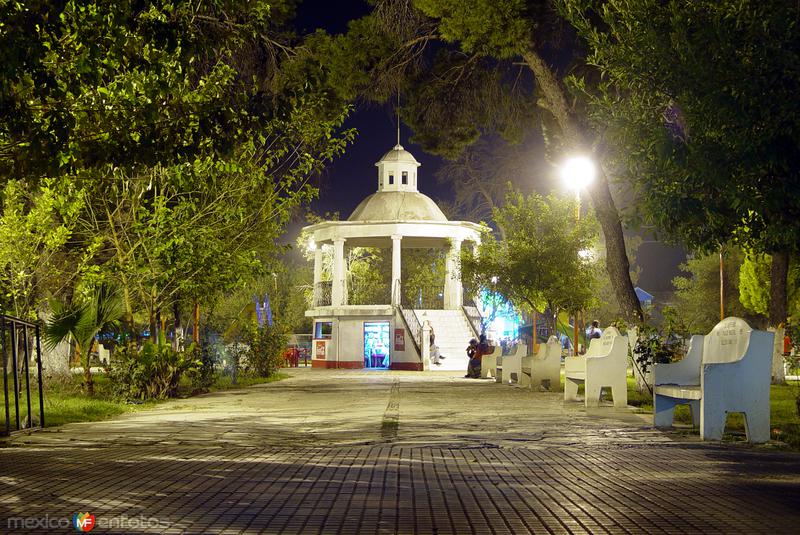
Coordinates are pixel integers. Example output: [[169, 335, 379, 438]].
[[560, 155, 596, 355]]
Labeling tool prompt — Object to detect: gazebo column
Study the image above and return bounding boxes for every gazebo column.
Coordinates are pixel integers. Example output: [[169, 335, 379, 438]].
[[332, 237, 346, 306], [312, 244, 323, 305], [444, 238, 463, 310], [391, 235, 402, 307]]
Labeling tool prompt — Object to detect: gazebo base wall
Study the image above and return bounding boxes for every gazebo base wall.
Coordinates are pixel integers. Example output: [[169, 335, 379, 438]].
[[311, 359, 364, 369], [389, 362, 423, 371]]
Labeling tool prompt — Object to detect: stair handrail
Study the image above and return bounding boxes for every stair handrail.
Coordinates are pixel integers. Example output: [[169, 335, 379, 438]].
[[461, 305, 482, 338], [397, 303, 422, 358]]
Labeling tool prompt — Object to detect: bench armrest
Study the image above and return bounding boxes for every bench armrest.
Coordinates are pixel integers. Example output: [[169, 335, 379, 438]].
[[654, 334, 703, 386]]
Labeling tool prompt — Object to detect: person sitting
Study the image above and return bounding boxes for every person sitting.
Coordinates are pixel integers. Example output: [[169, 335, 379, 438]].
[[464, 338, 479, 378], [431, 344, 443, 365], [465, 335, 492, 378], [586, 320, 603, 342]]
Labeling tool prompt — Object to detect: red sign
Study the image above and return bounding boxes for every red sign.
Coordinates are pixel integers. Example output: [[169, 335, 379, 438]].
[[394, 329, 405, 351], [315, 340, 327, 360]]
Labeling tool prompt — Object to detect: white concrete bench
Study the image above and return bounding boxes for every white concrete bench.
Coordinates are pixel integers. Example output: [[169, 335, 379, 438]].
[[519, 336, 562, 390], [495, 343, 528, 384], [653, 317, 773, 442], [480, 345, 502, 379], [564, 327, 628, 407]]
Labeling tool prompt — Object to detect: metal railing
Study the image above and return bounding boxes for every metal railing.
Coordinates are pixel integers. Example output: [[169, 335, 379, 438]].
[[2, 315, 45, 435], [397, 304, 422, 357], [462, 289, 477, 308], [402, 285, 444, 310], [313, 281, 332, 307], [347, 276, 391, 306], [462, 305, 483, 338]]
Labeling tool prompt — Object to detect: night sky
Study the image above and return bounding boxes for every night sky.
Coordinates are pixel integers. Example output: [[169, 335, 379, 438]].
[[290, 0, 686, 293]]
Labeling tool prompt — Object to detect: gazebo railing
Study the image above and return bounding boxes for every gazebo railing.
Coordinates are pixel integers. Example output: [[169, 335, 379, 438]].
[[402, 285, 444, 310], [313, 281, 332, 307], [347, 276, 391, 306], [2, 315, 45, 436]]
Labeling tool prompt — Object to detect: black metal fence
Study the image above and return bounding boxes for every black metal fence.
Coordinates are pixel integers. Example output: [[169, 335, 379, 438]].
[[2, 315, 45, 435]]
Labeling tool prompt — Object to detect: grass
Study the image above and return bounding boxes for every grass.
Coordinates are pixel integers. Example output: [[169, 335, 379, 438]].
[[623, 375, 800, 449], [206, 372, 290, 392], [2, 370, 289, 433]]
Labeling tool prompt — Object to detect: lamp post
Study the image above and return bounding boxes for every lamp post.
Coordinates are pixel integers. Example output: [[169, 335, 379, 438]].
[[560, 155, 596, 355]]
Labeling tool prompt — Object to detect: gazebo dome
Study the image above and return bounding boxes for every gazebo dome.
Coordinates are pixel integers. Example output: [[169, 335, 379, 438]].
[[378, 144, 420, 165], [348, 143, 446, 222], [348, 191, 448, 222]]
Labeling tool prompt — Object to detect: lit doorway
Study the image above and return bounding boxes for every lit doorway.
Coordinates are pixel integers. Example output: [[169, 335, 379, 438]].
[[364, 321, 390, 369]]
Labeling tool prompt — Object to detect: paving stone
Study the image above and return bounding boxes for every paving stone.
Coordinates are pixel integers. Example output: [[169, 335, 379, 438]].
[[1, 368, 799, 533]]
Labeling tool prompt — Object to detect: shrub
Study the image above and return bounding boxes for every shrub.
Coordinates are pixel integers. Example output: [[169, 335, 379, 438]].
[[111, 341, 200, 400], [187, 341, 221, 390], [245, 322, 287, 377]]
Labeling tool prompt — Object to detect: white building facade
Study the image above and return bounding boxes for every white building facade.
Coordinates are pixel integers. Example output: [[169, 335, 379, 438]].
[[305, 144, 482, 370]]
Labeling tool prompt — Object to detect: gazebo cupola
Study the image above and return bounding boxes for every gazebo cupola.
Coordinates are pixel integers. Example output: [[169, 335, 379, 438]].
[[376, 144, 421, 192]]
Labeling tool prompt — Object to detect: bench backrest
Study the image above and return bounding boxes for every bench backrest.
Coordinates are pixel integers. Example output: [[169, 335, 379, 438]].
[[535, 336, 561, 359], [703, 317, 752, 364], [585, 326, 623, 358]]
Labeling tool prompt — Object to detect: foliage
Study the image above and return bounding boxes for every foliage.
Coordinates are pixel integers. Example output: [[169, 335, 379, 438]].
[[111, 338, 200, 400], [671, 246, 758, 334], [563, 0, 800, 252], [402, 248, 446, 308], [739, 252, 800, 319], [587, 235, 641, 323], [461, 189, 599, 331], [562, 0, 800, 326], [0, 178, 89, 319], [347, 248, 391, 306], [631, 308, 689, 391], [246, 322, 288, 378], [43, 283, 125, 395], [0, 0, 300, 179]]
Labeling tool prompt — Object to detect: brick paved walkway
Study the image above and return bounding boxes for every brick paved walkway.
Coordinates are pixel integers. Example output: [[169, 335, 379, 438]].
[[2, 369, 799, 533]]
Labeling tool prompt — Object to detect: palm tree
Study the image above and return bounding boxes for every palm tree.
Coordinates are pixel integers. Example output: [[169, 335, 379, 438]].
[[44, 284, 124, 395]]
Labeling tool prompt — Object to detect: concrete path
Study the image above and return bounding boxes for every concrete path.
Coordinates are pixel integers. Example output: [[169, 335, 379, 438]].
[[1, 368, 799, 533]]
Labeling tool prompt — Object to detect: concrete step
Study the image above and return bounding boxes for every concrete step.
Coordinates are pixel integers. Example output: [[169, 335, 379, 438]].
[[414, 309, 475, 371]]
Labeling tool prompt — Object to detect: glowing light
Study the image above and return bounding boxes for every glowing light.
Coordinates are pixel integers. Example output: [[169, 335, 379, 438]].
[[560, 156, 596, 191]]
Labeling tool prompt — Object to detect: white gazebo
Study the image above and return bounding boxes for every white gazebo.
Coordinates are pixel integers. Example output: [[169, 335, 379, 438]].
[[305, 143, 482, 370]]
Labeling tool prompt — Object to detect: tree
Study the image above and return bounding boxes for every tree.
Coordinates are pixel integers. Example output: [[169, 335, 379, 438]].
[[562, 0, 800, 334], [461, 189, 599, 333], [0, 178, 90, 319], [296, 1, 644, 322], [44, 283, 124, 395], [0, 2, 354, 348], [0, 0, 301, 180], [672, 246, 757, 335], [413, 0, 644, 322], [739, 252, 800, 323]]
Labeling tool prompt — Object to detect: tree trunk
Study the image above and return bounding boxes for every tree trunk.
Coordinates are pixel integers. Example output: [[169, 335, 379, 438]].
[[149, 308, 157, 344], [193, 300, 200, 344], [769, 249, 789, 383], [173, 301, 182, 352], [78, 342, 93, 396], [522, 49, 644, 324]]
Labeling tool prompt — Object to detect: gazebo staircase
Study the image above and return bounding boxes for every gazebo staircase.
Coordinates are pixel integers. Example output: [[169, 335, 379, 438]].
[[416, 309, 475, 371]]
